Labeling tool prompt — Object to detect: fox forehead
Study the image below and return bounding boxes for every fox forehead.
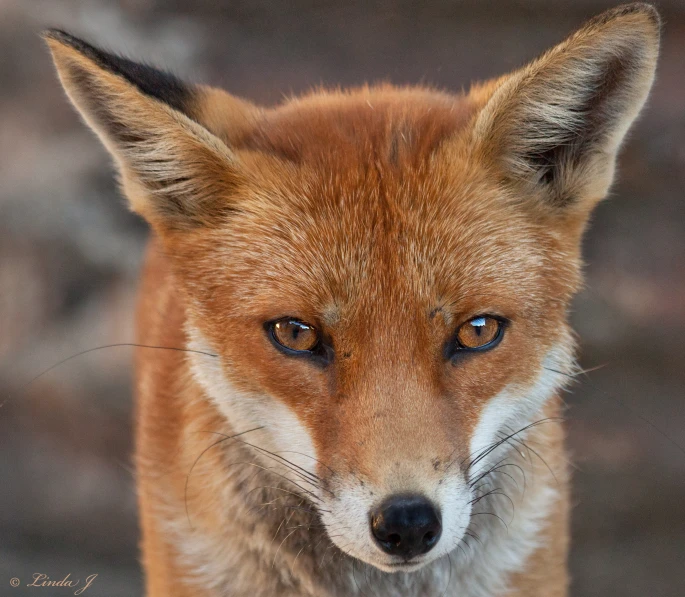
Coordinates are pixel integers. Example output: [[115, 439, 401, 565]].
[[228, 85, 477, 166], [175, 87, 579, 326]]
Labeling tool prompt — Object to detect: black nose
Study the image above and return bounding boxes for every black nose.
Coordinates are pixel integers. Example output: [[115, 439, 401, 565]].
[[370, 495, 442, 559]]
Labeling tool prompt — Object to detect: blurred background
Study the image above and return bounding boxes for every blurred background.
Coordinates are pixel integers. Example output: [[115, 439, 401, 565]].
[[1, 1, 684, 595]]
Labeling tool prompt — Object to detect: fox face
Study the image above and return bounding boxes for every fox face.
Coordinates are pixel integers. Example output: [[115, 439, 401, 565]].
[[175, 92, 581, 571], [176, 92, 581, 570], [46, 3, 659, 578]]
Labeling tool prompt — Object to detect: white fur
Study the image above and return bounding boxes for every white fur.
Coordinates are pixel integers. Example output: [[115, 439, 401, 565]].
[[320, 465, 472, 573], [454, 484, 561, 597], [186, 324, 319, 483], [468, 342, 574, 481], [176, 327, 573, 596], [450, 341, 574, 596]]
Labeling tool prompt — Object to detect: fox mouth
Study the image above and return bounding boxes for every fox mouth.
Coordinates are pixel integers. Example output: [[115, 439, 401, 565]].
[[370, 555, 434, 573], [386, 560, 426, 570]]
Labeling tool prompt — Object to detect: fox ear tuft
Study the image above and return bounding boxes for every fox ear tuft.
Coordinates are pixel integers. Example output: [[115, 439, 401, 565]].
[[44, 29, 246, 230], [471, 3, 660, 210]]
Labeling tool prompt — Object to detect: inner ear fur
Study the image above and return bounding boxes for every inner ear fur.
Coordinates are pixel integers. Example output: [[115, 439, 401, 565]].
[[470, 3, 660, 210], [44, 29, 258, 230]]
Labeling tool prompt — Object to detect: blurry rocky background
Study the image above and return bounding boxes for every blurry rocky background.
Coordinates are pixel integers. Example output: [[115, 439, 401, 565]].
[[1, 1, 684, 595]]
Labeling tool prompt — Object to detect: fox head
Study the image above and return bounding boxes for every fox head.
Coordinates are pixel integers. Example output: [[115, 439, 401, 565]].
[[47, 4, 659, 573]]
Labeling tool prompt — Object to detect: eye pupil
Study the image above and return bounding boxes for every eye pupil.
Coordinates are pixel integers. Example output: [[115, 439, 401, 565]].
[[454, 316, 502, 351], [271, 319, 320, 353]]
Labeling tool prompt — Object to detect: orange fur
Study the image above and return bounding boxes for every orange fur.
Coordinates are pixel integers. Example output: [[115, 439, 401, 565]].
[[45, 5, 660, 596]]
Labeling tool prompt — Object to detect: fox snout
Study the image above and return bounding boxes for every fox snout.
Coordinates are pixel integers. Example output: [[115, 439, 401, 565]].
[[317, 413, 472, 571], [320, 467, 471, 572]]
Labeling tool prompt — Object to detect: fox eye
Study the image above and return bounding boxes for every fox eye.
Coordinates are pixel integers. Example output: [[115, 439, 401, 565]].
[[452, 316, 505, 353], [269, 318, 320, 354]]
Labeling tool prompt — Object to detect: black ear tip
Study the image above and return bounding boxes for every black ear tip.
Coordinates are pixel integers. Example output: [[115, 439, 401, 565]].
[[590, 3, 661, 31], [43, 28, 87, 48], [43, 28, 71, 41], [43, 28, 194, 116], [621, 3, 660, 24], [42, 28, 106, 60]]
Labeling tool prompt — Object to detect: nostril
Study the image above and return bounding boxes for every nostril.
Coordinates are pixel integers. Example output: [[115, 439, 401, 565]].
[[387, 533, 401, 546], [423, 530, 438, 547]]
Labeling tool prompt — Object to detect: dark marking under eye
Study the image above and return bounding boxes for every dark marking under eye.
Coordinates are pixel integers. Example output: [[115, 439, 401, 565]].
[[429, 306, 444, 319]]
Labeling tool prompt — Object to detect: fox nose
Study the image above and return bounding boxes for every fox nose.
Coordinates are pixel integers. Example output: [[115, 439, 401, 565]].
[[370, 495, 442, 559]]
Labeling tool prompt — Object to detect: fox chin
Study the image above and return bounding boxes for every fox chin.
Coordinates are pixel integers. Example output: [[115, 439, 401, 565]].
[[45, 4, 659, 596]]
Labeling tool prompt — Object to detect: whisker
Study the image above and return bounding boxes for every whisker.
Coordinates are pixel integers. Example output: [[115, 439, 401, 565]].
[[282, 505, 326, 516], [352, 558, 373, 597], [469, 456, 510, 489], [544, 365, 685, 458], [464, 529, 483, 545], [292, 542, 308, 569], [484, 463, 522, 491], [500, 426, 556, 485], [470, 511, 509, 531], [465, 418, 562, 475], [198, 432, 325, 495], [439, 551, 453, 597], [471, 487, 515, 522], [198, 431, 332, 493], [272, 450, 341, 480], [233, 462, 324, 503], [245, 484, 323, 506], [184, 426, 264, 528], [1, 343, 219, 409], [271, 504, 296, 546]]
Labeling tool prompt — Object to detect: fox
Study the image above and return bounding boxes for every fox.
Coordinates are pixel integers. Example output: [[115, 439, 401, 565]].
[[44, 4, 660, 596]]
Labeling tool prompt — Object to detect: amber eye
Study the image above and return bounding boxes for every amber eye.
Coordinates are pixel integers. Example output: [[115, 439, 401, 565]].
[[454, 316, 504, 351], [270, 318, 320, 353]]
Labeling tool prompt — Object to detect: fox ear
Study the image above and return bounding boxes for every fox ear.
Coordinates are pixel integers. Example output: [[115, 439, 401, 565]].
[[471, 4, 660, 211], [44, 29, 256, 230]]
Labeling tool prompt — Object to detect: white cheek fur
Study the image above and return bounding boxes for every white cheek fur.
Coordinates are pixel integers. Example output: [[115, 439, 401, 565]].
[[185, 324, 319, 483], [468, 342, 574, 482], [184, 324, 573, 593]]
